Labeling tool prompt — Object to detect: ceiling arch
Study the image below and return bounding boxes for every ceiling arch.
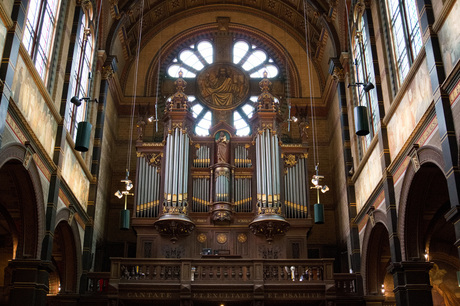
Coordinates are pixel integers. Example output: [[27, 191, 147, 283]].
[[105, 1, 341, 83], [116, 11, 324, 103]]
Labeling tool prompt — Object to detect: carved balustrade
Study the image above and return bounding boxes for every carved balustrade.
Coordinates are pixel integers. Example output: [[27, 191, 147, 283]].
[[109, 258, 337, 284]]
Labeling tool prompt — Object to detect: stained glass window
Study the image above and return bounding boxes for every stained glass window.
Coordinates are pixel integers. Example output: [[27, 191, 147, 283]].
[[167, 39, 280, 136]]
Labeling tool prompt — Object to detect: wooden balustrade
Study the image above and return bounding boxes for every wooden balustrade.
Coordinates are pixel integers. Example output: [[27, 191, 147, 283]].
[[82, 258, 365, 304], [109, 258, 335, 284]]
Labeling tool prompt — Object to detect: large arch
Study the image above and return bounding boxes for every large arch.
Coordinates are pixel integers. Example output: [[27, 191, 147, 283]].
[[361, 210, 393, 296], [398, 145, 460, 304], [142, 24, 303, 99], [398, 145, 446, 261], [0, 143, 46, 303], [0, 143, 45, 260], [48, 208, 83, 294]]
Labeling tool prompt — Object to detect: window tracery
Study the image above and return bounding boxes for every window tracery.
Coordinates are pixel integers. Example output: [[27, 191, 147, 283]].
[[166, 38, 281, 136], [23, 0, 62, 81]]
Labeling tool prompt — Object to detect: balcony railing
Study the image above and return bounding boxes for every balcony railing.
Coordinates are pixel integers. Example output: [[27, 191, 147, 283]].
[[108, 258, 350, 286], [76, 258, 364, 304]]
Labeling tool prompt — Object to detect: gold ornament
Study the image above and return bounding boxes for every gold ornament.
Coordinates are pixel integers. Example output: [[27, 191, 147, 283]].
[[217, 233, 228, 244], [237, 233, 247, 243], [197, 233, 207, 243]]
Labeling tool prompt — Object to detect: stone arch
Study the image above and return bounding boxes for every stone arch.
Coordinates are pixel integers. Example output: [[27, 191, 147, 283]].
[[361, 209, 392, 295], [0, 143, 45, 259], [398, 145, 445, 261], [142, 22, 303, 99], [49, 209, 82, 294]]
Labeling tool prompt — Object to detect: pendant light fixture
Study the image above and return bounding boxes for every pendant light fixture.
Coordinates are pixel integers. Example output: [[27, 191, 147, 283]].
[[115, 171, 134, 230], [346, 7, 374, 137], [348, 77, 373, 136], [303, 1, 329, 224], [115, 0, 145, 229], [310, 164, 329, 224], [70, 20, 98, 153], [72, 97, 99, 152]]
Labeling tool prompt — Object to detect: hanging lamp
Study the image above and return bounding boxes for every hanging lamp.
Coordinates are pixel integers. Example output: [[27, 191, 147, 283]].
[[354, 104, 369, 136], [310, 164, 328, 224], [350, 81, 373, 136], [303, 2, 328, 224], [72, 97, 99, 152], [115, 0, 145, 229], [349, 28, 374, 136], [75, 121, 92, 151]]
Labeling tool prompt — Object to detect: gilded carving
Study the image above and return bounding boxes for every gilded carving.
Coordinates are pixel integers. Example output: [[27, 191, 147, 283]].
[[217, 233, 227, 244], [283, 154, 298, 168], [197, 233, 207, 243], [148, 153, 163, 167], [101, 66, 114, 80], [197, 65, 249, 110], [237, 233, 247, 243], [215, 167, 230, 179], [332, 67, 345, 82]]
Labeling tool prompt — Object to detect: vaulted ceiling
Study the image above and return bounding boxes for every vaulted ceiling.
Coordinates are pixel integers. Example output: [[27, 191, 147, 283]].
[[102, 0, 348, 112], [106, 0, 343, 59]]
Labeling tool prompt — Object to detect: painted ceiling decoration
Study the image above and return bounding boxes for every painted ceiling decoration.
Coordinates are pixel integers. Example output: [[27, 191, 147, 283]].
[[107, 0, 340, 65]]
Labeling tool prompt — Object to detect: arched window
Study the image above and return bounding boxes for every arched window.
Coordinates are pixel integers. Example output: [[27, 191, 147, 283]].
[[385, 0, 422, 85], [190, 96, 213, 136], [23, 0, 61, 81], [67, 13, 94, 139], [233, 100, 255, 136], [353, 15, 379, 154], [167, 39, 280, 136]]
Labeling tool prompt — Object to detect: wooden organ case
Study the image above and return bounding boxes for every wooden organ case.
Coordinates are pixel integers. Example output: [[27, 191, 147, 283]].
[[132, 70, 312, 261]]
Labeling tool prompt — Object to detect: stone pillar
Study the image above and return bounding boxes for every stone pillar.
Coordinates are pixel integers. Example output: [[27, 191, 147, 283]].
[[7, 259, 54, 306], [79, 57, 116, 293], [0, 0, 28, 148], [389, 261, 433, 306], [329, 56, 362, 275]]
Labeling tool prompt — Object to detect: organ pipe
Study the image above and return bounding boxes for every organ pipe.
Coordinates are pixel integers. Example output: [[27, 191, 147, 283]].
[[135, 154, 162, 218]]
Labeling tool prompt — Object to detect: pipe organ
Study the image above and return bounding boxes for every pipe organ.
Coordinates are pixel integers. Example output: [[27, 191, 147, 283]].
[[234, 176, 252, 213], [134, 70, 309, 247], [163, 127, 190, 209], [234, 145, 251, 168], [283, 155, 308, 219], [135, 153, 161, 218], [152, 71, 195, 240], [214, 167, 230, 202], [193, 145, 210, 168], [255, 129, 281, 210], [192, 176, 210, 213]]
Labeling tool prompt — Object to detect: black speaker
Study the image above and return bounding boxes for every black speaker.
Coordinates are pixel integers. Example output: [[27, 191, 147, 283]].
[[75, 121, 92, 152]]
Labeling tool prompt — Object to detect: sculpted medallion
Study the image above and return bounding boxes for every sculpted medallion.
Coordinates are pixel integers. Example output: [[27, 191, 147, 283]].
[[217, 233, 228, 244], [197, 64, 249, 110]]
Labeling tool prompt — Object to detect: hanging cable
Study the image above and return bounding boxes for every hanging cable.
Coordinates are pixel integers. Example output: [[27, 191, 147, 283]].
[[284, 24, 292, 132], [86, 0, 103, 123], [303, 0, 318, 168], [152, 19, 163, 132], [126, 0, 145, 177]]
